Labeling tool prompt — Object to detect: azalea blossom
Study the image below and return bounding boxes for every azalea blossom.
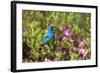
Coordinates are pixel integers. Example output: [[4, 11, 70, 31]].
[[78, 48, 88, 59], [62, 36, 67, 40], [63, 27, 72, 38], [45, 58, 51, 62]]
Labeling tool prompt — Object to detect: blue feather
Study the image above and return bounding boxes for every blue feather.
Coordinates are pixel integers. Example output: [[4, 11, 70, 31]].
[[40, 25, 55, 46]]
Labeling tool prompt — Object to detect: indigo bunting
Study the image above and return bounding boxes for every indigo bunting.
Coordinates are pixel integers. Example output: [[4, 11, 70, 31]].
[[40, 25, 55, 46]]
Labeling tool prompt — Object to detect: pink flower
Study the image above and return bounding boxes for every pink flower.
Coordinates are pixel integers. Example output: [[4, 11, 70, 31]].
[[63, 27, 72, 38], [45, 58, 51, 62], [62, 36, 67, 40], [78, 48, 88, 59]]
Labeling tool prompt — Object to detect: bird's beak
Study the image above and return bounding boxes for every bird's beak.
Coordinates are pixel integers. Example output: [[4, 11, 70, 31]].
[[53, 27, 55, 29]]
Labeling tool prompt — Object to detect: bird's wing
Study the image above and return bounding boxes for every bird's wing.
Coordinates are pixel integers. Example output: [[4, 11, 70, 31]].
[[40, 35, 49, 46], [42, 34, 49, 42]]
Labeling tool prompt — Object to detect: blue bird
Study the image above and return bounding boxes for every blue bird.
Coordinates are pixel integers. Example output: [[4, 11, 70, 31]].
[[40, 25, 55, 46]]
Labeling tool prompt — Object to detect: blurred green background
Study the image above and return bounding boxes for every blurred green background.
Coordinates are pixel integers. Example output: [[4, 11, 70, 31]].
[[22, 10, 91, 63]]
